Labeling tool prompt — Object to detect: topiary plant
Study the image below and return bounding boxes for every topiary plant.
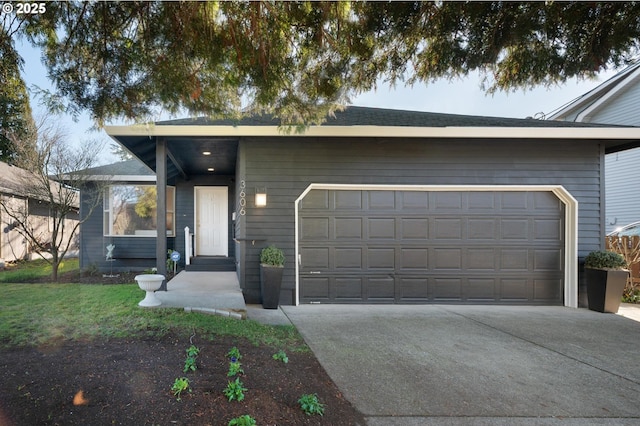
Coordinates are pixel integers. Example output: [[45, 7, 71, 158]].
[[584, 250, 627, 270], [260, 245, 285, 267]]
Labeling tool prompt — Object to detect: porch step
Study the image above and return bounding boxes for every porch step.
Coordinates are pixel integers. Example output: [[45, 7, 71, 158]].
[[186, 257, 236, 272]]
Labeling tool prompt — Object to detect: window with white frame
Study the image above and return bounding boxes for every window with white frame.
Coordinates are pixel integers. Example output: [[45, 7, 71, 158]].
[[103, 185, 175, 237]]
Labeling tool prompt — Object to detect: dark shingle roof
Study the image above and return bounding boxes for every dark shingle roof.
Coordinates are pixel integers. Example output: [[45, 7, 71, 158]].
[[82, 159, 154, 176], [156, 106, 620, 128]]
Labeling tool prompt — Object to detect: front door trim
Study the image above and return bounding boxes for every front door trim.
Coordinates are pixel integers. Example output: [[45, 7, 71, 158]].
[[294, 184, 578, 307]]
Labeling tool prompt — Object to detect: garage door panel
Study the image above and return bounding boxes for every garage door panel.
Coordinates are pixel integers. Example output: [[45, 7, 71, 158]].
[[300, 247, 330, 270], [467, 248, 498, 270], [300, 217, 329, 240], [368, 218, 396, 239], [367, 277, 395, 300], [433, 278, 462, 301], [433, 218, 463, 239], [369, 191, 396, 209], [534, 249, 563, 271], [400, 248, 428, 270], [501, 250, 529, 270], [500, 278, 530, 300], [299, 189, 564, 305], [401, 218, 429, 239], [335, 278, 363, 300], [335, 191, 362, 209], [468, 219, 497, 239], [335, 218, 362, 239], [501, 219, 530, 240], [300, 277, 330, 300], [335, 248, 363, 269], [433, 248, 462, 269], [467, 278, 498, 301], [398, 277, 429, 300], [534, 219, 563, 240], [367, 248, 395, 269], [533, 279, 563, 302]]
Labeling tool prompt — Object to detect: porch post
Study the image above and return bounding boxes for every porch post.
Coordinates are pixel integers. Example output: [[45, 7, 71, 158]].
[[156, 137, 168, 290]]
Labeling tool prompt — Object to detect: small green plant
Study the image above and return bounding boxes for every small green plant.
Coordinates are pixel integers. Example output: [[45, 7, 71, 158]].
[[298, 393, 325, 416], [227, 346, 242, 361], [227, 361, 244, 377], [186, 344, 200, 358], [171, 377, 190, 400], [260, 245, 285, 267], [228, 415, 257, 426], [623, 288, 640, 303], [183, 344, 200, 372], [183, 356, 197, 373], [272, 349, 289, 364], [585, 250, 627, 270], [223, 377, 247, 402]]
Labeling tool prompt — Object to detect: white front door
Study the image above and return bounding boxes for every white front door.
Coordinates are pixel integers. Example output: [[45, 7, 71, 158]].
[[195, 187, 228, 256]]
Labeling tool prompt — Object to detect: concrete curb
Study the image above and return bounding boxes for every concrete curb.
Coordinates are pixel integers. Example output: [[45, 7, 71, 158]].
[[184, 306, 245, 320]]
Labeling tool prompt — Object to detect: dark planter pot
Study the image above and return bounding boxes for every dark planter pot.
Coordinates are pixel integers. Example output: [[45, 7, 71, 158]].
[[260, 264, 284, 309], [585, 268, 628, 313]]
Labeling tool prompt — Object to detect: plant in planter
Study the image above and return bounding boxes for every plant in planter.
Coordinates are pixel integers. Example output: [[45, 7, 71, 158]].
[[259, 245, 285, 309], [584, 250, 628, 313]]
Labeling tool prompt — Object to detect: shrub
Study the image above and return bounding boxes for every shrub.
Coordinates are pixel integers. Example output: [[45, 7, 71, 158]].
[[260, 245, 285, 267], [585, 251, 627, 270]]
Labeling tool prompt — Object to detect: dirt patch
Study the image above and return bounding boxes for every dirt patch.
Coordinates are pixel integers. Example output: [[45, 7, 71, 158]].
[[0, 335, 366, 425]]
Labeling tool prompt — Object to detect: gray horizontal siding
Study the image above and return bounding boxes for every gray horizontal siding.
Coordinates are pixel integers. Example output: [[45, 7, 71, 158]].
[[238, 137, 605, 304]]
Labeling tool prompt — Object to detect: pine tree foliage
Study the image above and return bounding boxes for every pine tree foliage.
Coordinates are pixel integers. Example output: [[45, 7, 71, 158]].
[[16, 1, 640, 126]]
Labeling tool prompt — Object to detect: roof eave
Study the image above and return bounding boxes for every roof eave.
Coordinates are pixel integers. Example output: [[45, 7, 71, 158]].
[[105, 125, 640, 140]]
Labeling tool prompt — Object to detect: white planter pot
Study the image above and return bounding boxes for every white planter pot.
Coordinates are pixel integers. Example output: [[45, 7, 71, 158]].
[[135, 274, 165, 307]]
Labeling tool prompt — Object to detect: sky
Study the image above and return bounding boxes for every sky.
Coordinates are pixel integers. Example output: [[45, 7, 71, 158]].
[[17, 39, 619, 165]]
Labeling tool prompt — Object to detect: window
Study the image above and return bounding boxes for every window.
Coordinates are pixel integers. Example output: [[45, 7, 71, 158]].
[[104, 185, 175, 237]]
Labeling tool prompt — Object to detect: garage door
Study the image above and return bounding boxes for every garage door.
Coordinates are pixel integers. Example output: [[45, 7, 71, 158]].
[[298, 189, 564, 305]]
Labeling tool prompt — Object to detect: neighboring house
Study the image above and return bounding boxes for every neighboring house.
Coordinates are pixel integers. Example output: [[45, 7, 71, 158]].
[[84, 107, 640, 308], [0, 160, 79, 263], [548, 61, 640, 233]]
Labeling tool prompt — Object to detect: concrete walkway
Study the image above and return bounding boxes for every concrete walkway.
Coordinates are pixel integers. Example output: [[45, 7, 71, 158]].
[[155, 271, 246, 316], [282, 305, 640, 425]]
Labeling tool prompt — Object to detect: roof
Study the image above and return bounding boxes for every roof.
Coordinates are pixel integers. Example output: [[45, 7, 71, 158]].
[[0, 160, 79, 207], [548, 61, 640, 122], [104, 106, 640, 180], [0, 161, 32, 196], [80, 159, 155, 181], [158, 106, 613, 128]]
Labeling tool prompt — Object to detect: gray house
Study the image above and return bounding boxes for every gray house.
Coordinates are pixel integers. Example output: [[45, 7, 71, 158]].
[[548, 61, 640, 233], [83, 107, 640, 307]]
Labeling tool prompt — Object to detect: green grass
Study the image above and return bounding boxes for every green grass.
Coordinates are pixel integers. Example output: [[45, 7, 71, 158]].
[[0, 283, 305, 350], [0, 258, 79, 283]]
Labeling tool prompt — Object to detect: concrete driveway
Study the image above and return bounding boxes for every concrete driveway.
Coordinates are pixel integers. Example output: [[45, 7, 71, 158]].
[[282, 305, 640, 425]]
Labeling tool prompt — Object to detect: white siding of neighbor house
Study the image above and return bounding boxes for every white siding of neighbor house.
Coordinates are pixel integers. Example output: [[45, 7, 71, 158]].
[[588, 76, 640, 126], [605, 148, 640, 233], [551, 69, 640, 234]]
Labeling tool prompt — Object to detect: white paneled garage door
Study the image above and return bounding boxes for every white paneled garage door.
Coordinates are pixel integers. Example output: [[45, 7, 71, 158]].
[[298, 189, 564, 305]]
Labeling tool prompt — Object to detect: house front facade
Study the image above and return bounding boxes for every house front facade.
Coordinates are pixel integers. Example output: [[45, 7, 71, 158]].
[[86, 107, 640, 307]]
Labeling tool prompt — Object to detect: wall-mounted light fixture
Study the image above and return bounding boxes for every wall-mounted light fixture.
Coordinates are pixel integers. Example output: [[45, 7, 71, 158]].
[[255, 187, 267, 207]]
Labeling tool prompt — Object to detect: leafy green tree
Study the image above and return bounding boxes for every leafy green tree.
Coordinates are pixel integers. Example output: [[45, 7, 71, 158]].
[[0, 17, 36, 164], [17, 1, 640, 125]]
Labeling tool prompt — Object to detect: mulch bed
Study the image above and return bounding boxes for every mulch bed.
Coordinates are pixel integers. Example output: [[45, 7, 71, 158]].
[[0, 334, 366, 425], [1, 269, 366, 425]]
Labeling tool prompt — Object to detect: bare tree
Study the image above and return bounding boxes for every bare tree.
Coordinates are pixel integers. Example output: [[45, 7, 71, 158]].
[[0, 115, 108, 280]]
